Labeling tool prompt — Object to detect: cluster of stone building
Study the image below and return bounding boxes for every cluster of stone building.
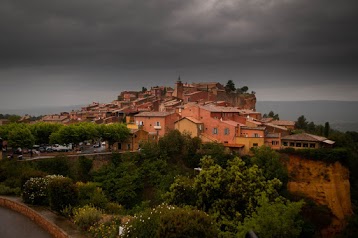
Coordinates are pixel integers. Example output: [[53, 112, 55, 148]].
[[23, 79, 334, 155]]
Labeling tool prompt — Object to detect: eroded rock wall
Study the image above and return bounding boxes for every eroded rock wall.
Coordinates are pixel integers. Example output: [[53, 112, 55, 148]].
[[217, 93, 257, 110], [287, 155, 352, 237]]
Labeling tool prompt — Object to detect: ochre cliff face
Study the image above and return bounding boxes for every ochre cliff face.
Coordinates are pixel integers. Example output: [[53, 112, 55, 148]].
[[287, 155, 352, 237], [217, 93, 256, 110]]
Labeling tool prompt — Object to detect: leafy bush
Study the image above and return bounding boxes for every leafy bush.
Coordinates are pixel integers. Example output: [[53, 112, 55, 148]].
[[35, 156, 71, 177], [105, 202, 125, 215], [73, 205, 102, 230], [88, 216, 121, 238], [22, 177, 50, 205], [75, 156, 93, 182], [164, 176, 196, 206], [77, 182, 108, 209], [122, 204, 218, 238], [48, 176, 79, 212], [237, 196, 304, 238], [20, 170, 48, 190], [0, 184, 21, 196]]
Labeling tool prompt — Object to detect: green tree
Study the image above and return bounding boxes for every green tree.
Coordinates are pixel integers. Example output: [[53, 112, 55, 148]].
[[165, 176, 196, 206], [307, 121, 316, 133], [240, 86, 249, 93], [30, 122, 63, 145], [267, 111, 280, 120], [166, 156, 283, 235], [324, 122, 330, 137], [48, 176, 79, 212], [225, 80, 236, 92], [250, 146, 288, 185], [8, 126, 35, 149], [237, 195, 304, 238], [100, 123, 130, 149], [93, 157, 142, 208], [295, 115, 308, 130]]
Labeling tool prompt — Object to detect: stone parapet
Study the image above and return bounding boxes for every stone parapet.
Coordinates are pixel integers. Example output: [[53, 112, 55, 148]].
[[0, 196, 69, 238]]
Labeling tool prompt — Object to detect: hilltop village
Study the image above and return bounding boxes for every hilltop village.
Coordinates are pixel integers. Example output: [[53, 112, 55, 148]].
[[12, 79, 334, 155]]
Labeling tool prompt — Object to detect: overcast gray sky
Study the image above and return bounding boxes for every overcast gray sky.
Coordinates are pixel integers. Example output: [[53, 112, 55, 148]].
[[0, 0, 357, 111]]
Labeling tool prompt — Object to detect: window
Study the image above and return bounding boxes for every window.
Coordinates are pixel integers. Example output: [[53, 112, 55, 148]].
[[199, 125, 202, 131], [139, 121, 144, 125], [224, 128, 230, 135], [253, 143, 258, 147], [254, 133, 259, 137], [289, 142, 295, 147], [283, 142, 288, 146], [213, 128, 218, 134], [156, 121, 160, 126], [127, 144, 131, 150], [296, 143, 302, 147], [272, 141, 279, 146], [303, 143, 308, 147], [118, 143, 122, 150], [310, 143, 316, 148]]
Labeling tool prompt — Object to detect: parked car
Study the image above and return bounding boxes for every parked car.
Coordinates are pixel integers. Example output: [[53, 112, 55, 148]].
[[14, 147, 22, 154], [39, 147, 46, 152], [46, 147, 53, 152]]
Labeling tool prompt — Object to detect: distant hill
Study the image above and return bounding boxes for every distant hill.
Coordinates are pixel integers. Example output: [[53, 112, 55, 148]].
[[257, 101, 358, 132], [0, 105, 85, 117]]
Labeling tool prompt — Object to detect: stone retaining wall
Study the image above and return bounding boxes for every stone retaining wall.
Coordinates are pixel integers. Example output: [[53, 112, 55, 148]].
[[0, 197, 69, 238]]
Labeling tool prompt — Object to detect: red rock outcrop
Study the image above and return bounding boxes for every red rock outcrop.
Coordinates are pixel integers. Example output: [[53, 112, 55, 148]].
[[287, 155, 352, 237]]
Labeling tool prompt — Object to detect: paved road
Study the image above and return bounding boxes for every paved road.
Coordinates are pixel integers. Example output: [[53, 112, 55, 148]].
[[0, 206, 52, 238]]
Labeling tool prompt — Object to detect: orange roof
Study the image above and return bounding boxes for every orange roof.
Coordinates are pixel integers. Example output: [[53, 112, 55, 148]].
[[224, 143, 245, 148], [271, 120, 295, 126], [135, 111, 174, 117]]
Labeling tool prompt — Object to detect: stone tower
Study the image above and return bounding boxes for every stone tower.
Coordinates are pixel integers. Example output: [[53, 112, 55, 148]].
[[173, 76, 184, 99]]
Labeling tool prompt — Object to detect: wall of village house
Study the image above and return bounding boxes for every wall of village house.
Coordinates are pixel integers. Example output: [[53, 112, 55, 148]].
[[245, 120, 260, 127], [281, 140, 320, 149], [240, 128, 265, 138], [265, 125, 289, 137], [183, 91, 208, 103], [235, 137, 265, 154], [165, 113, 181, 132], [233, 114, 247, 124], [180, 106, 201, 119], [202, 117, 238, 144], [175, 119, 202, 137], [135, 116, 167, 137], [113, 130, 151, 151], [264, 137, 281, 150], [134, 114, 180, 137]]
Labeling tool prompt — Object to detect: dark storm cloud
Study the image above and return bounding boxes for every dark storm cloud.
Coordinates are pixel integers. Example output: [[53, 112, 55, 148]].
[[0, 0, 358, 110], [1, 0, 357, 68]]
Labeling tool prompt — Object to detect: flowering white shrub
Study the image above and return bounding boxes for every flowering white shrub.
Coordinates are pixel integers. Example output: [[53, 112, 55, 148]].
[[122, 204, 218, 238], [22, 174, 66, 205], [22, 177, 49, 205]]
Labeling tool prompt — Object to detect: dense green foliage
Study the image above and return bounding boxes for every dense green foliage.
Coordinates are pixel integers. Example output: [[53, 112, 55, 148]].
[[225, 80, 236, 92], [122, 205, 218, 238], [77, 182, 108, 209], [22, 177, 50, 205], [0, 121, 130, 150], [3, 127, 358, 237], [165, 156, 289, 236], [251, 146, 288, 185], [262, 111, 280, 120], [237, 195, 304, 238], [48, 176, 79, 212], [73, 205, 102, 230]]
